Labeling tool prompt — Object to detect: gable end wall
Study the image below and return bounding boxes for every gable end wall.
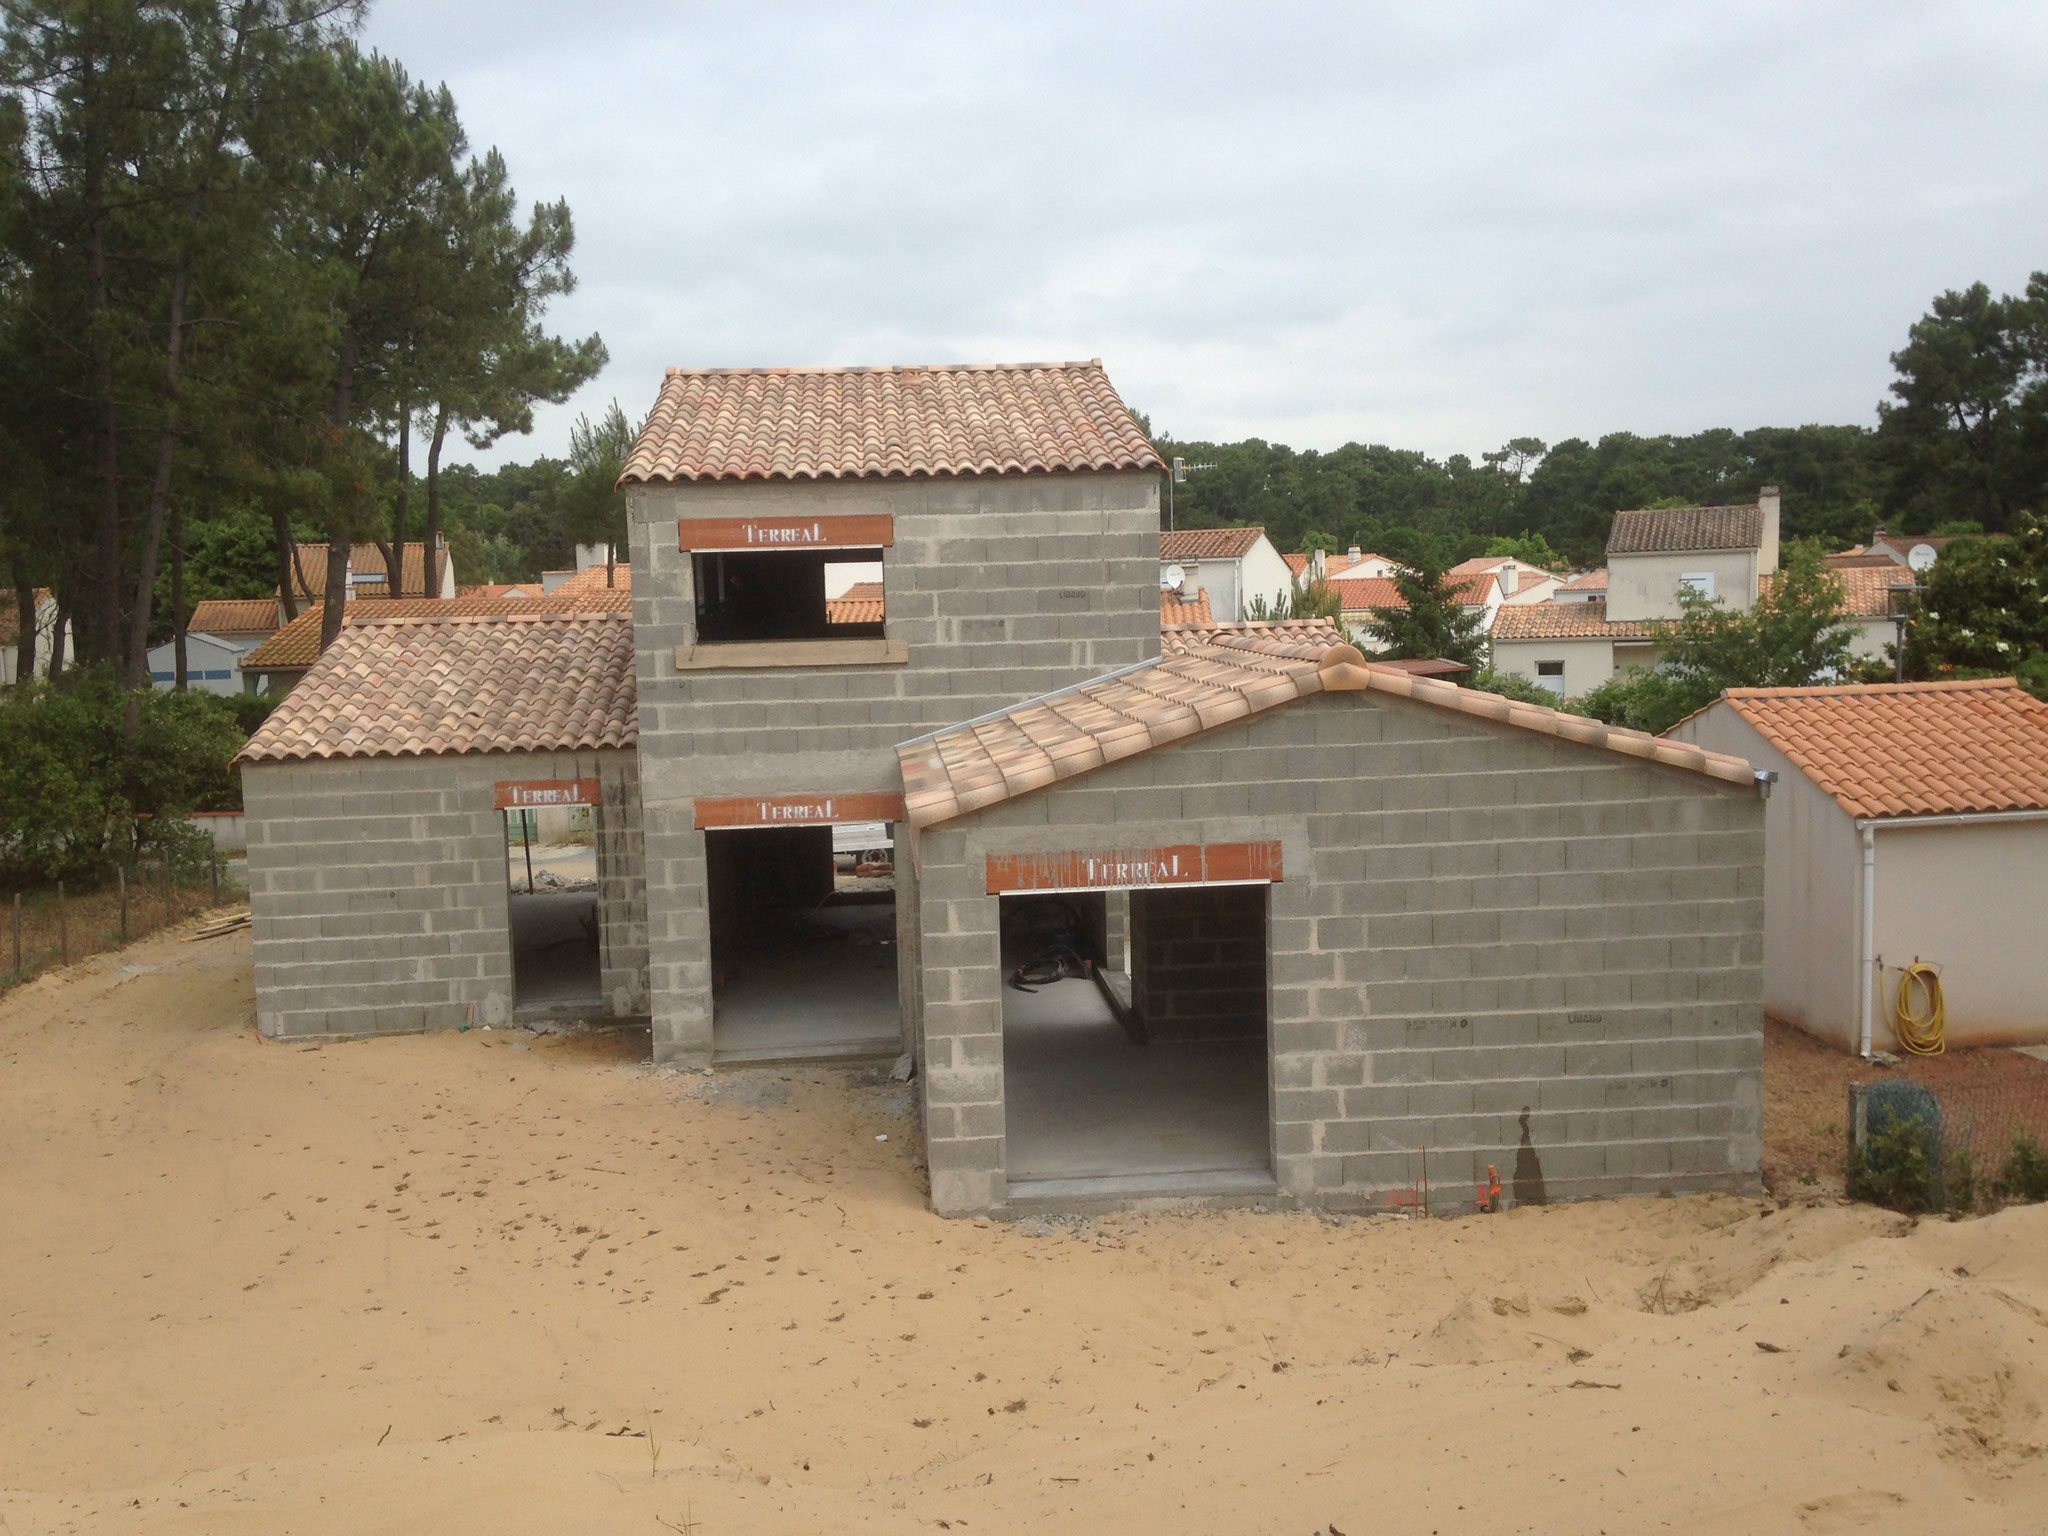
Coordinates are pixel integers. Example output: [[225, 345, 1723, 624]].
[[912, 690, 1764, 1216]]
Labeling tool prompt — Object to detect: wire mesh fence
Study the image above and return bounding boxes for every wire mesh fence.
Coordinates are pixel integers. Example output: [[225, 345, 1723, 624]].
[[1849, 1050, 2048, 1214], [1, 851, 246, 994]]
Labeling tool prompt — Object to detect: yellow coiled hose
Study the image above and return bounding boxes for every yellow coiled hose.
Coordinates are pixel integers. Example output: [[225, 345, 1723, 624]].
[[1889, 962, 1946, 1056]]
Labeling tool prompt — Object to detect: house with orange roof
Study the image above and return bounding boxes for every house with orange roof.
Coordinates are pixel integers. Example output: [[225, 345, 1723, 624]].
[[0, 589, 71, 686], [1669, 679, 2048, 1055], [1160, 526, 1292, 621], [240, 357, 1771, 1221], [1490, 489, 1781, 699]]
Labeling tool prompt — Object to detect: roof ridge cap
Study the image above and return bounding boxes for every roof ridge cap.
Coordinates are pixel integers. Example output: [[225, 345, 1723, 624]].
[[657, 360, 1104, 378]]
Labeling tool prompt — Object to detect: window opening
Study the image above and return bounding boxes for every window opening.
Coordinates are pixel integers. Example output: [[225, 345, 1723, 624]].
[[1534, 660, 1565, 696], [693, 548, 884, 643], [1679, 571, 1715, 601]]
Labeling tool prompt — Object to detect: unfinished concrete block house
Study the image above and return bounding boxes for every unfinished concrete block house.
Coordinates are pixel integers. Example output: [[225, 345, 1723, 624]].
[[241, 360, 1771, 1218]]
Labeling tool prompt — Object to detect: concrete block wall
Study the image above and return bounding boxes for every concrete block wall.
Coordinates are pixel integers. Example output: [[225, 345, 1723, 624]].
[[1129, 884, 1268, 1042], [624, 471, 1162, 1065], [910, 690, 1765, 1217], [595, 753, 650, 1016], [245, 748, 648, 1039]]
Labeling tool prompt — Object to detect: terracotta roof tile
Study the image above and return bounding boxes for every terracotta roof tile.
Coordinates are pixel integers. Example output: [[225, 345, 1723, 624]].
[[547, 563, 632, 597], [1608, 505, 1765, 555], [900, 622, 1751, 826], [1329, 574, 1492, 612], [240, 591, 630, 673], [1161, 527, 1267, 561], [238, 613, 636, 763], [826, 582, 886, 625], [1709, 679, 2048, 818], [1490, 600, 1663, 641], [459, 583, 544, 600], [621, 361, 1161, 483], [1559, 568, 1609, 592], [277, 542, 446, 600], [186, 598, 279, 635], [1159, 587, 1213, 626], [1760, 565, 1915, 620], [1282, 552, 1311, 576]]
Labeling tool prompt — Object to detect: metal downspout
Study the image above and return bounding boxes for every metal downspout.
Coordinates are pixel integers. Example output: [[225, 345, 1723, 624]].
[[1858, 822, 1876, 1058]]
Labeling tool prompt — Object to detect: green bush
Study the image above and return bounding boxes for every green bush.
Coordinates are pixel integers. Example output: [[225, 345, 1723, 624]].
[[0, 672, 252, 885], [1846, 1117, 1940, 1213], [1996, 1132, 2048, 1204], [1468, 667, 1560, 706]]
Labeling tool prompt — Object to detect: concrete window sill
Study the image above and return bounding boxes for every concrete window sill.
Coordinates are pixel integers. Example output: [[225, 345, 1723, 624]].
[[673, 638, 909, 671]]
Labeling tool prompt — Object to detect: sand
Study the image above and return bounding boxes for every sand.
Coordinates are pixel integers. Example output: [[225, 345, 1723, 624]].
[[2, 925, 2044, 1535]]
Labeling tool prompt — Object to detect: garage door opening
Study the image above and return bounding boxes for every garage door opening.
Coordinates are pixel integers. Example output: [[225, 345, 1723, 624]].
[[706, 822, 899, 1063], [504, 804, 604, 1021], [1001, 883, 1272, 1199]]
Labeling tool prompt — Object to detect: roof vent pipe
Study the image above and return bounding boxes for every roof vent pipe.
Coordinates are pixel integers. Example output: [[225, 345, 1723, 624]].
[[1753, 768, 1777, 798]]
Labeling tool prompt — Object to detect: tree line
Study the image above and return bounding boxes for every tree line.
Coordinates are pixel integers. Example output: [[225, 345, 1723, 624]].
[[0, 0, 607, 691], [1149, 272, 2048, 570]]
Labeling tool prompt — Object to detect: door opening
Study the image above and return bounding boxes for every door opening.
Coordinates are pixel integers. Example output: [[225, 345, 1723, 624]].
[[504, 803, 603, 1021], [706, 822, 899, 1062], [1000, 883, 1272, 1196]]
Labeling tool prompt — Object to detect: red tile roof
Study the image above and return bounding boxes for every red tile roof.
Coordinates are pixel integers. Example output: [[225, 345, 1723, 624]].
[[1161, 527, 1267, 561], [1559, 568, 1609, 592], [459, 583, 543, 600], [1329, 574, 1492, 612], [1282, 552, 1311, 577], [899, 623, 1751, 826], [277, 542, 447, 600], [187, 598, 279, 636], [239, 613, 636, 763], [1760, 565, 1915, 620], [1160, 587, 1213, 626], [548, 563, 632, 597], [1490, 600, 1663, 641], [1608, 505, 1765, 555], [1704, 679, 2048, 818], [621, 361, 1161, 483], [826, 581, 885, 625], [241, 590, 631, 673]]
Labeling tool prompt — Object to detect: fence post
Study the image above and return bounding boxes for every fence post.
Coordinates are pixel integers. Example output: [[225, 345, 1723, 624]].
[[210, 846, 219, 906], [57, 880, 66, 964], [11, 891, 19, 977], [118, 865, 128, 946]]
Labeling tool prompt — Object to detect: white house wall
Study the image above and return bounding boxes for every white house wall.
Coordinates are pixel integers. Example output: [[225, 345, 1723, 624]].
[[1238, 536, 1296, 620], [1668, 706, 1866, 1052], [1607, 549, 1757, 622], [1490, 637, 1618, 701], [1873, 820, 2048, 1048]]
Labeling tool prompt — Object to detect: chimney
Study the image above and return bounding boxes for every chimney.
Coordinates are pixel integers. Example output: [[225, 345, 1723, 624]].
[[1757, 485, 1781, 576], [1310, 548, 1325, 582], [1347, 545, 1362, 564]]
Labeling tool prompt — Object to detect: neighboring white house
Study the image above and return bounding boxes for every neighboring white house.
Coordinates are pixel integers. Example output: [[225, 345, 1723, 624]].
[[148, 630, 256, 696], [1160, 526, 1293, 621], [0, 589, 73, 686], [1448, 554, 1564, 609], [1669, 678, 2048, 1054], [1554, 568, 1608, 605], [1490, 488, 1781, 699]]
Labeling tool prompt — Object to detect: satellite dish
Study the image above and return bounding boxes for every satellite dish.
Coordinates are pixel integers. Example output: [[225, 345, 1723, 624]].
[[1907, 543, 1937, 572], [1162, 563, 1186, 591]]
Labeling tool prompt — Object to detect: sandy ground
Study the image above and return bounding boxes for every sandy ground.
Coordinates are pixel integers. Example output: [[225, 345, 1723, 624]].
[[2, 926, 2045, 1535]]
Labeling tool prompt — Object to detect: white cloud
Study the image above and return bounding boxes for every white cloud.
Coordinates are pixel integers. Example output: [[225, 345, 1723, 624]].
[[361, 0, 2048, 468]]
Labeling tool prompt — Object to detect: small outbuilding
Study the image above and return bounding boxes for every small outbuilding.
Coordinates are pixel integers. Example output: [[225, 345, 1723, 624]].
[[1669, 678, 2048, 1054], [899, 621, 1770, 1217]]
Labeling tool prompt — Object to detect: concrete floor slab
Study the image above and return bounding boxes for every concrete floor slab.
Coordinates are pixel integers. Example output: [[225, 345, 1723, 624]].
[[509, 891, 602, 1015], [1002, 976, 1269, 1184], [713, 900, 900, 1062]]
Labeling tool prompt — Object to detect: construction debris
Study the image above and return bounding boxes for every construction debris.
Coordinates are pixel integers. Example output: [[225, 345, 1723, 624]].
[[185, 911, 251, 941]]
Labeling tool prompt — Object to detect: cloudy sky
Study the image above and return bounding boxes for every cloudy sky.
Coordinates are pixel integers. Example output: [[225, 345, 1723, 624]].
[[360, 2, 2048, 470]]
